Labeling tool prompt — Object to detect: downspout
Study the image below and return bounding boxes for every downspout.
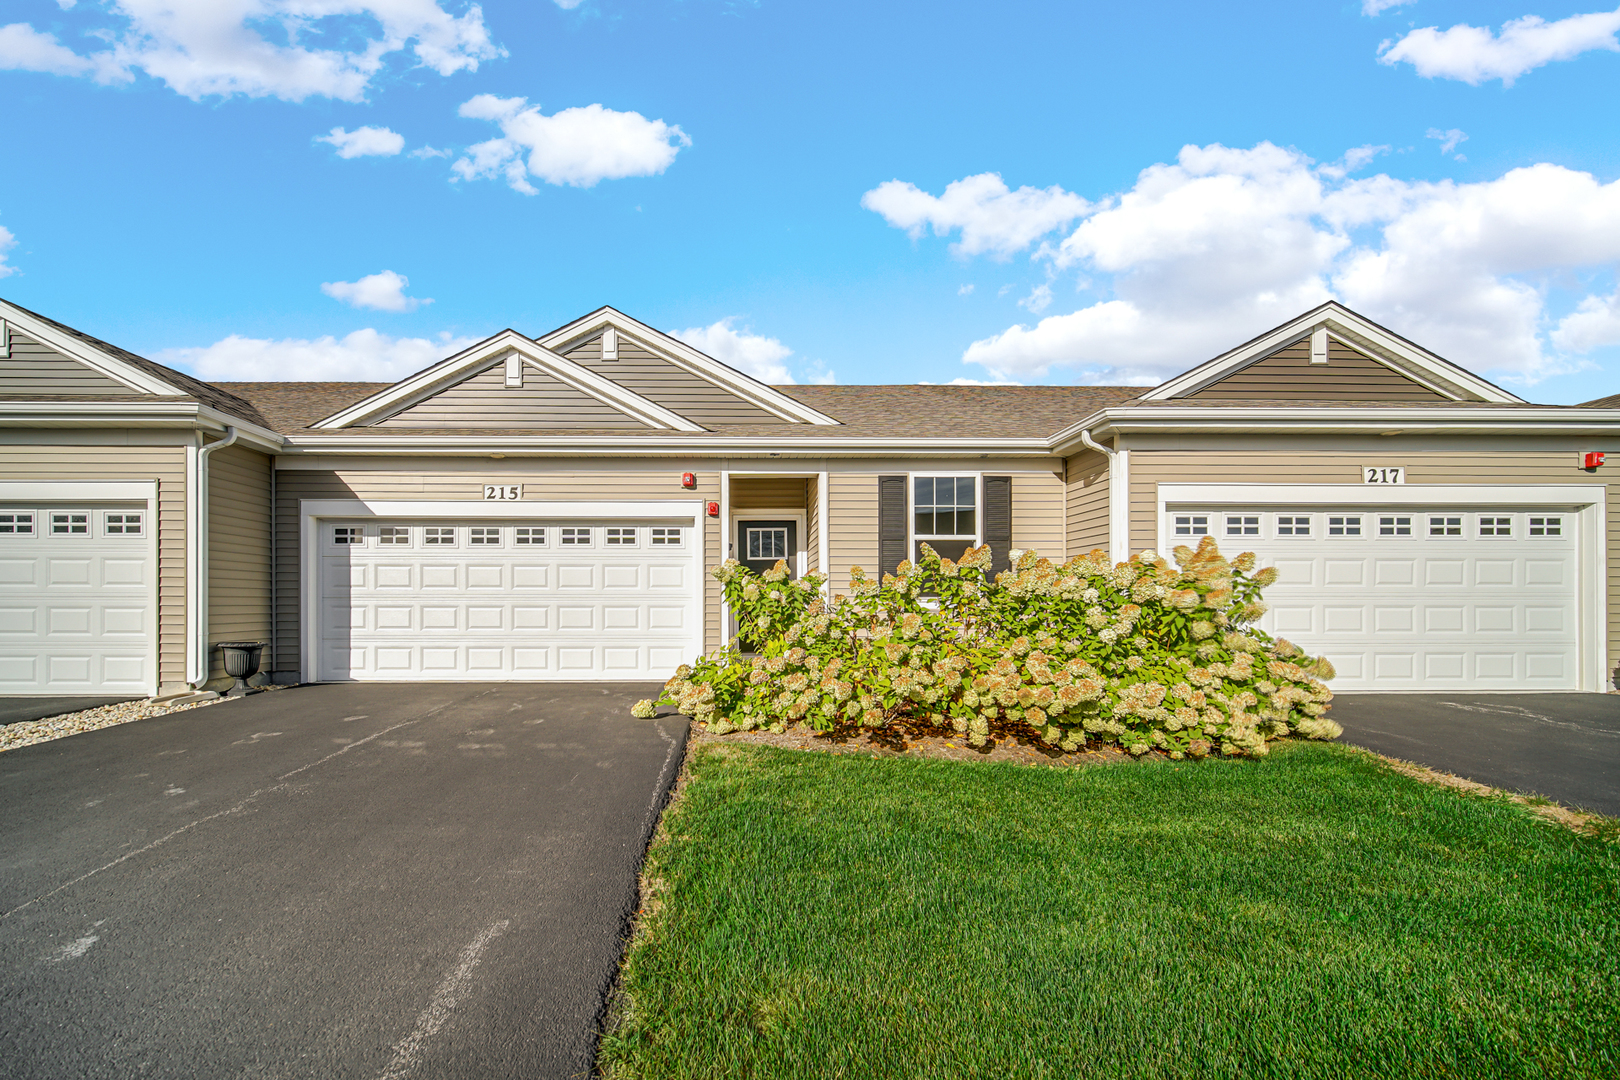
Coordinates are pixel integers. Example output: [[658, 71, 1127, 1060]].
[[187, 425, 238, 689], [1079, 429, 1130, 564]]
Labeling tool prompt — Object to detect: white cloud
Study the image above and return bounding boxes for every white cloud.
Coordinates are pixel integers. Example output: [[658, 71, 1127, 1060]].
[[0, 224, 18, 279], [957, 284, 975, 296], [1426, 127, 1468, 156], [862, 173, 1090, 259], [553, 0, 586, 7], [1018, 283, 1053, 314], [320, 270, 429, 312], [159, 328, 479, 381], [452, 95, 690, 192], [409, 145, 451, 159], [1319, 143, 1390, 180], [1552, 289, 1620, 353], [940, 143, 1620, 386], [674, 318, 796, 384], [318, 125, 405, 158], [1362, 0, 1415, 13], [0, 1, 503, 102], [1378, 7, 1620, 86]]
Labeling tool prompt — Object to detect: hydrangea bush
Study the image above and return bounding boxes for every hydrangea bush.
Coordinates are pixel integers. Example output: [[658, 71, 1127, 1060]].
[[640, 538, 1341, 759]]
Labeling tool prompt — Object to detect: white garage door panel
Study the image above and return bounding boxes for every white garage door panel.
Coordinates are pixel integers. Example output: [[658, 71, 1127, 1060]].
[[317, 518, 698, 681], [0, 503, 154, 694], [1173, 507, 1580, 691]]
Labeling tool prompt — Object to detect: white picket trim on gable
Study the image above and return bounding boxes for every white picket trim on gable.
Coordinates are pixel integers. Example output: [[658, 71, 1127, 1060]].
[[1139, 301, 1527, 405], [310, 329, 705, 431], [0, 298, 184, 396], [537, 306, 842, 425]]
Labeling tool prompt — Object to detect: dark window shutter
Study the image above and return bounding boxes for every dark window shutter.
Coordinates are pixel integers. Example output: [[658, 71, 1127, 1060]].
[[984, 475, 1012, 576], [878, 474, 908, 577]]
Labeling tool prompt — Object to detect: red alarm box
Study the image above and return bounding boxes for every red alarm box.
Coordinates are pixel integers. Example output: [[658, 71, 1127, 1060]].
[[681, 472, 697, 489], [706, 501, 720, 517], [1584, 451, 1606, 470]]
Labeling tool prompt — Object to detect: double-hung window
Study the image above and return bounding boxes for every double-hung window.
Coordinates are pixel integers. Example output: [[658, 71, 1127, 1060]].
[[913, 475, 977, 562]]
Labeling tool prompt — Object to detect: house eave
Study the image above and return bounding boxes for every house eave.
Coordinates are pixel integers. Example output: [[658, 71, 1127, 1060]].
[[0, 400, 284, 450], [277, 433, 1057, 458]]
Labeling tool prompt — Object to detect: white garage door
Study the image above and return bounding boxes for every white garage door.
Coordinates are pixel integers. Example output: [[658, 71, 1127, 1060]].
[[317, 518, 700, 681], [0, 504, 154, 695], [1170, 506, 1581, 690]]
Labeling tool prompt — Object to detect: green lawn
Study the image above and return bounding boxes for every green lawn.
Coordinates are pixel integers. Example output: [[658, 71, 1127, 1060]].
[[601, 740, 1620, 1080]]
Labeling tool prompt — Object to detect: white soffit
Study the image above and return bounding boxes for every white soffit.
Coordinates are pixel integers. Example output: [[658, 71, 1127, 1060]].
[[310, 330, 704, 431], [1139, 302, 1527, 405], [538, 307, 842, 426], [0, 298, 183, 397]]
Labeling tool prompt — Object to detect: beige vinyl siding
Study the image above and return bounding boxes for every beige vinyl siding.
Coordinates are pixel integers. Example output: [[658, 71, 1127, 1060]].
[[375, 363, 649, 428], [1011, 470, 1065, 560], [1126, 449, 1620, 672], [271, 467, 724, 676], [1, 334, 143, 396], [207, 444, 271, 682], [1187, 340, 1448, 401], [1065, 449, 1110, 556], [0, 440, 187, 690], [826, 473, 878, 595], [806, 477, 821, 573], [567, 335, 789, 426], [730, 476, 808, 510]]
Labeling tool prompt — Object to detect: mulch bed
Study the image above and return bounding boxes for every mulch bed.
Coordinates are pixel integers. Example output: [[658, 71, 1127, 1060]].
[[669, 715, 1134, 767]]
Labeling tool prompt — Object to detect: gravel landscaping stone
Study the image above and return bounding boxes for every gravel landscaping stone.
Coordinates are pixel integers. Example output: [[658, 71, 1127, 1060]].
[[0, 684, 290, 753]]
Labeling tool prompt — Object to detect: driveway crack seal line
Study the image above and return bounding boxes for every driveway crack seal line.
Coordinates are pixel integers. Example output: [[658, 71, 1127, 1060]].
[[1, 717, 425, 921], [376, 918, 511, 1080]]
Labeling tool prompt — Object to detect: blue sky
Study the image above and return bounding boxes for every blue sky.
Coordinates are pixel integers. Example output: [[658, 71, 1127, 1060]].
[[2, 1, 1619, 402]]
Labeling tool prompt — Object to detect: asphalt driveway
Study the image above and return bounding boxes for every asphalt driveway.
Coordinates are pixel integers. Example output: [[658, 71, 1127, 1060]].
[[1330, 693, 1620, 817], [0, 682, 685, 1080]]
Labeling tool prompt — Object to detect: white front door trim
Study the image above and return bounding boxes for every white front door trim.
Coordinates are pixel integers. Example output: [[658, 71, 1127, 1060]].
[[1155, 483, 1607, 691], [300, 499, 705, 683]]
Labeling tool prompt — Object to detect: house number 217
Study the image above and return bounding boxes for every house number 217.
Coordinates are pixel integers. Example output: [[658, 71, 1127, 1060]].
[[483, 484, 521, 500], [1363, 467, 1404, 485]]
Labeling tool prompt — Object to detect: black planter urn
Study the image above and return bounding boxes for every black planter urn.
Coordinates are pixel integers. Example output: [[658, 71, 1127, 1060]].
[[217, 641, 266, 697]]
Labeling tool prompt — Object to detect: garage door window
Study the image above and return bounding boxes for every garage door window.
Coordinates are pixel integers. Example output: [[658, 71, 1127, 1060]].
[[561, 527, 591, 545], [470, 527, 501, 546], [606, 527, 638, 546], [0, 511, 35, 535], [515, 527, 545, 545], [103, 511, 143, 536], [1276, 514, 1311, 537], [1429, 515, 1463, 537], [334, 526, 362, 545], [1225, 514, 1259, 537], [651, 527, 682, 546], [1529, 516, 1562, 536], [1327, 515, 1362, 537], [1378, 515, 1412, 537], [1479, 516, 1513, 538], [425, 527, 456, 546], [1173, 514, 1208, 536], [51, 511, 91, 537]]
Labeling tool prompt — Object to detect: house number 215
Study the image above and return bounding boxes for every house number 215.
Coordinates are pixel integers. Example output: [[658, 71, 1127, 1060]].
[[483, 484, 521, 500], [1362, 467, 1404, 485]]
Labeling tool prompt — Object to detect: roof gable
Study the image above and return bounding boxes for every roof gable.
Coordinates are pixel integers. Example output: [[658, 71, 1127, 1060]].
[[376, 358, 652, 429], [563, 331, 790, 426], [537, 307, 841, 425], [1, 327, 145, 397], [1186, 335, 1449, 402], [1142, 302, 1525, 404], [313, 329, 704, 431]]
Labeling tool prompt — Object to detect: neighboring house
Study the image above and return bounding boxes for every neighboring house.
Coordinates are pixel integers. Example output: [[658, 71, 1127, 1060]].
[[3, 296, 1619, 697]]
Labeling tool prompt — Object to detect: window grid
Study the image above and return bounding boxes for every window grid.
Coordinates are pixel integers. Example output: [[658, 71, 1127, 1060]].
[[650, 527, 682, 546], [606, 527, 638, 546], [51, 511, 91, 537], [1478, 516, 1513, 537], [1225, 514, 1260, 537], [469, 527, 502, 546], [333, 526, 362, 545], [379, 526, 410, 545], [748, 528, 787, 560], [561, 527, 591, 545], [515, 527, 546, 545], [1173, 514, 1208, 537], [424, 527, 456, 546], [1429, 515, 1463, 537], [1275, 514, 1311, 537], [1529, 516, 1562, 537], [104, 511, 143, 536], [1378, 515, 1413, 537], [0, 511, 37, 536], [1327, 515, 1362, 537], [913, 475, 977, 539]]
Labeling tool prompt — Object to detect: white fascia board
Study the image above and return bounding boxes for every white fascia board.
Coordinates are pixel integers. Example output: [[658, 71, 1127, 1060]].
[[1158, 483, 1602, 506], [1055, 406, 1620, 443], [301, 498, 705, 519], [0, 400, 206, 425], [0, 299, 182, 396], [537, 308, 842, 426], [311, 330, 702, 431], [0, 480, 157, 501], [1138, 302, 1526, 405], [278, 434, 1057, 457]]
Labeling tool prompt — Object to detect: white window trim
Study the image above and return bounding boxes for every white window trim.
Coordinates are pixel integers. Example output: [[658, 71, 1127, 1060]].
[[907, 471, 982, 558], [0, 481, 159, 696], [299, 499, 705, 684], [732, 508, 809, 579], [1156, 483, 1607, 691]]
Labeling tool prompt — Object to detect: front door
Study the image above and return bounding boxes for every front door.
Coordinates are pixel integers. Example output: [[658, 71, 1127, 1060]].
[[736, 519, 797, 577]]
